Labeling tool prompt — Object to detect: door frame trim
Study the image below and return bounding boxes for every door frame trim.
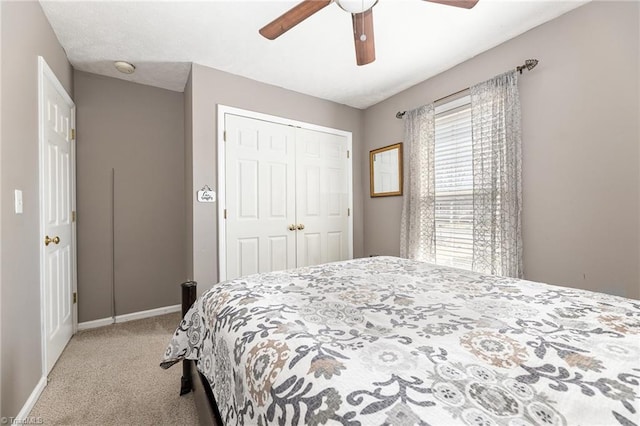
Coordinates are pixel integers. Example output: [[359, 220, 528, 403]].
[[38, 56, 77, 377], [216, 105, 354, 282]]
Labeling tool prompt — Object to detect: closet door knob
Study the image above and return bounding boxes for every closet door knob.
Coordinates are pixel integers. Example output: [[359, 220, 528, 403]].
[[296, 224, 305, 230], [288, 224, 296, 231]]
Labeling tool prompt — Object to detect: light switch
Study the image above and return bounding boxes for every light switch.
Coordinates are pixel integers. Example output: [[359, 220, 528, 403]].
[[14, 190, 23, 214]]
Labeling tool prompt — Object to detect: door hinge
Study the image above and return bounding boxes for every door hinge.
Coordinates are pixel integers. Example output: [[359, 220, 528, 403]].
[[224, 209, 227, 219], [73, 292, 77, 304], [348, 208, 351, 216], [223, 130, 227, 142], [347, 150, 350, 159], [72, 211, 76, 222], [71, 128, 76, 140]]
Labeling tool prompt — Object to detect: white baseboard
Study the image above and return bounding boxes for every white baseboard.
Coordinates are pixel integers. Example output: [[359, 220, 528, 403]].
[[13, 376, 47, 424], [77, 304, 181, 331], [77, 317, 113, 331], [115, 304, 181, 323]]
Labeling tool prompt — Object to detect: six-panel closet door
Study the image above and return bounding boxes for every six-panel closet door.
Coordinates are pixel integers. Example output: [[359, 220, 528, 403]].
[[224, 113, 351, 280], [294, 127, 350, 268]]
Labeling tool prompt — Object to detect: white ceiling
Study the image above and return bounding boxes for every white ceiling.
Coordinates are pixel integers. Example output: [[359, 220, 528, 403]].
[[40, 0, 589, 109]]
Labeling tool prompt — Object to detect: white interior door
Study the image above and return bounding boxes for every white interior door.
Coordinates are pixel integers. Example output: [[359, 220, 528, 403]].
[[295, 128, 349, 267], [39, 57, 75, 374], [224, 114, 297, 280]]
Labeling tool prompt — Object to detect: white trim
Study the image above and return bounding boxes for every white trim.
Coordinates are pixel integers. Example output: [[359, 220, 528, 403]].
[[76, 317, 114, 331], [71, 103, 78, 334], [216, 104, 354, 282], [12, 376, 47, 425], [218, 105, 354, 137], [38, 55, 47, 380], [347, 139, 354, 261], [77, 304, 181, 331], [115, 304, 181, 323], [217, 106, 227, 281]]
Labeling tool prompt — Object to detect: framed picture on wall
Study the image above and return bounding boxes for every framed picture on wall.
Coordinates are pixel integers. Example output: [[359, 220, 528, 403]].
[[370, 143, 403, 197]]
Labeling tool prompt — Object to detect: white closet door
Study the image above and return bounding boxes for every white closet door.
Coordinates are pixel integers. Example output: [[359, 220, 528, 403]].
[[225, 114, 297, 280], [295, 128, 349, 267]]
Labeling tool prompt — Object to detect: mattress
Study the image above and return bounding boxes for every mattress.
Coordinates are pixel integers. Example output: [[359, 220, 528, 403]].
[[161, 256, 640, 425]]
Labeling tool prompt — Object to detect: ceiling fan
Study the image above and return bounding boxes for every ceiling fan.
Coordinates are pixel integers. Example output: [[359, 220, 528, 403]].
[[259, 0, 479, 66]]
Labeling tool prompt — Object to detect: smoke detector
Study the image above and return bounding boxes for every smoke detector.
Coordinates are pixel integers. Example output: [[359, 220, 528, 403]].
[[114, 61, 136, 74]]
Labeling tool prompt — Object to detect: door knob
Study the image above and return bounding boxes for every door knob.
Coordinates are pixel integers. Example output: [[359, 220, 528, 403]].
[[44, 235, 60, 246], [297, 224, 305, 230], [288, 224, 296, 231]]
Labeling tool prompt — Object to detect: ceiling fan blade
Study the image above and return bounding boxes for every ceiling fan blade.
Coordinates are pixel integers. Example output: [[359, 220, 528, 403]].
[[352, 9, 375, 66], [259, 0, 332, 40], [424, 0, 479, 9]]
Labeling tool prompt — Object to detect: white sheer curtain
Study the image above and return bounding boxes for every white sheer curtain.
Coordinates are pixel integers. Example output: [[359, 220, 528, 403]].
[[471, 70, 523, 278], [400, 70, 523, 278], [400, 104, 436, 262]]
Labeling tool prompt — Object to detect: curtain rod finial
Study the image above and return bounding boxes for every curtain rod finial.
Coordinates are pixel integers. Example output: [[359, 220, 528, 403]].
[[517, 59, 539, 74], [396, 111, 406, 119], [525, 59, 538, 71]]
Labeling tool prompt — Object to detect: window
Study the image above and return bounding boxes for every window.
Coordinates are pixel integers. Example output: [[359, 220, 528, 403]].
[[401, 72, 521, 277], [434, 95, 473, 270]]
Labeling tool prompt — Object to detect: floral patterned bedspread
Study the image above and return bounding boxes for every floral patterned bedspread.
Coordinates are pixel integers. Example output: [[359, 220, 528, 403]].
[[161, 256, 640, 426]]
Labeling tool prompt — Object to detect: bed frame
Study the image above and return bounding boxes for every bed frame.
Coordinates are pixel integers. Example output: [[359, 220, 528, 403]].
[[180, 281, 223, 426]]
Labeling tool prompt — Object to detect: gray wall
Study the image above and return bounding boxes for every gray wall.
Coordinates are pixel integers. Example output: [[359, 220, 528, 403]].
[[363, 1, 640, 300], [188, 64, 364, 289], [74, 71, 186, 322], [0, 1, 73, 418]]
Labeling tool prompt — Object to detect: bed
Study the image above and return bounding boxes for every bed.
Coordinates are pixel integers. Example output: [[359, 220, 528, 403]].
[[161, 256, 640, 425]]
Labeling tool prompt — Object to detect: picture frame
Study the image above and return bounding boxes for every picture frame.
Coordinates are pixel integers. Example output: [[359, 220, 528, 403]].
[[370, 143, 403, 197]]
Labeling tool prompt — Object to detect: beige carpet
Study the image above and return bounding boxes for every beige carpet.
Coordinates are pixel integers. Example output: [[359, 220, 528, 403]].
[[29, 313, 199, 425]]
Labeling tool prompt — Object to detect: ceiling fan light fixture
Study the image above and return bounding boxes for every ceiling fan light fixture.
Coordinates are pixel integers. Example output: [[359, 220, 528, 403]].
[[335, 0, 378, 14], [260, 0, 477, 66], [114, 61, 136, 74]]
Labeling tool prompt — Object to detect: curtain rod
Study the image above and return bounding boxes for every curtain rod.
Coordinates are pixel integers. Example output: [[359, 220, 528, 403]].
[[395, 59, 539, 119]]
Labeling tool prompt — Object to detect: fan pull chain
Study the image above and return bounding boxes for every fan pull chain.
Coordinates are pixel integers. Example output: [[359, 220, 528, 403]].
[[359, 0, 367, 41]]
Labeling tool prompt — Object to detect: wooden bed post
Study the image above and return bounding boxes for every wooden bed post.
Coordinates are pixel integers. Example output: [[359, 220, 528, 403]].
[[180, 280, 197, 396]]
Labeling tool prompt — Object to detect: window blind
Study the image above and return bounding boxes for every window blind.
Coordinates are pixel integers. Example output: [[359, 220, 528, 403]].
[[434, 95, 473, 270]]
